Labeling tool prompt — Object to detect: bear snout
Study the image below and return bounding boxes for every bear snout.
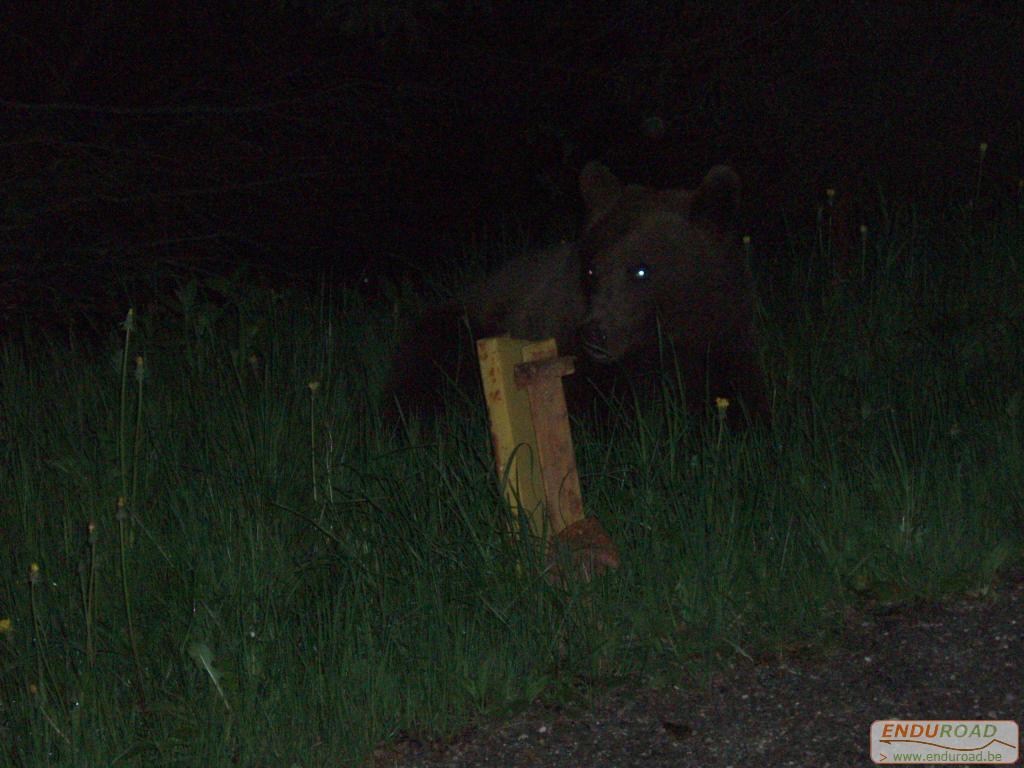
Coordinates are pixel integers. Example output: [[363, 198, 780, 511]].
[[578, 320, 612, 362]]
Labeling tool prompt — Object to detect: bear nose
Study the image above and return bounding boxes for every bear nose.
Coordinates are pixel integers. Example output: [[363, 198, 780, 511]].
[[579, 320, 607, 349]]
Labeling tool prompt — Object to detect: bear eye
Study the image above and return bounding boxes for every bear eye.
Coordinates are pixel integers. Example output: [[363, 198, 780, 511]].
[[631, 264, 650, 281]]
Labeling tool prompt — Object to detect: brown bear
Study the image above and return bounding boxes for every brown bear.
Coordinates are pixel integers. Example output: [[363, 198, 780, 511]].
[[386, 162, 770, 425]]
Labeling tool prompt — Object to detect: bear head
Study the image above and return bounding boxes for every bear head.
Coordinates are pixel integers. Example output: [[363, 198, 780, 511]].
[[575, 162, 750, 366]]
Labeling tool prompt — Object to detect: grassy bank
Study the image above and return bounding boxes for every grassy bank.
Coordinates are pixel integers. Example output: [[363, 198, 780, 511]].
[[2, 203, 1022, 766]]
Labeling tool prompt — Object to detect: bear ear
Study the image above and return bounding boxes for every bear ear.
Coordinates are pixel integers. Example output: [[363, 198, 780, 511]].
[[690, 165, 741, 232], [579, 161, 622, 219]]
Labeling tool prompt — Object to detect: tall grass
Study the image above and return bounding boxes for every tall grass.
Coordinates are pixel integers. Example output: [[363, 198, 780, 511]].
[[1, 202, 1021, 766]]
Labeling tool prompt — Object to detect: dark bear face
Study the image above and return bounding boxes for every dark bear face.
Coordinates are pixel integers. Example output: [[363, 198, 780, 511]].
[[575, 163, 742, 364]]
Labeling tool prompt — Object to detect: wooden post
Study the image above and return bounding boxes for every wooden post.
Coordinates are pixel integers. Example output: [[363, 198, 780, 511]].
[[476, 337, 555, 535], [477, 337, 619, 581], [513, 353, 583, 534]]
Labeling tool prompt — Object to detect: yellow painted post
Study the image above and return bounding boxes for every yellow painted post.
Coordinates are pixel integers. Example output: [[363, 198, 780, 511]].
[[513, 353, 583, 535], [476, 337, 557, 534], [477, 336, 620, 581]]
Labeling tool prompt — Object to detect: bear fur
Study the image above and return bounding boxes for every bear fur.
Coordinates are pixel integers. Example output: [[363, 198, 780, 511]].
[[386, 162, 770, 424]]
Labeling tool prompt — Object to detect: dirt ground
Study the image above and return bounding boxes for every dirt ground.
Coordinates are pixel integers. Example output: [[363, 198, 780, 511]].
[[374, 574, 1023, 767]]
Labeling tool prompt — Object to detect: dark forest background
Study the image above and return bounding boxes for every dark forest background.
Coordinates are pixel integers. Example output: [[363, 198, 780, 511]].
[[2, 1, 1022, 328]]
